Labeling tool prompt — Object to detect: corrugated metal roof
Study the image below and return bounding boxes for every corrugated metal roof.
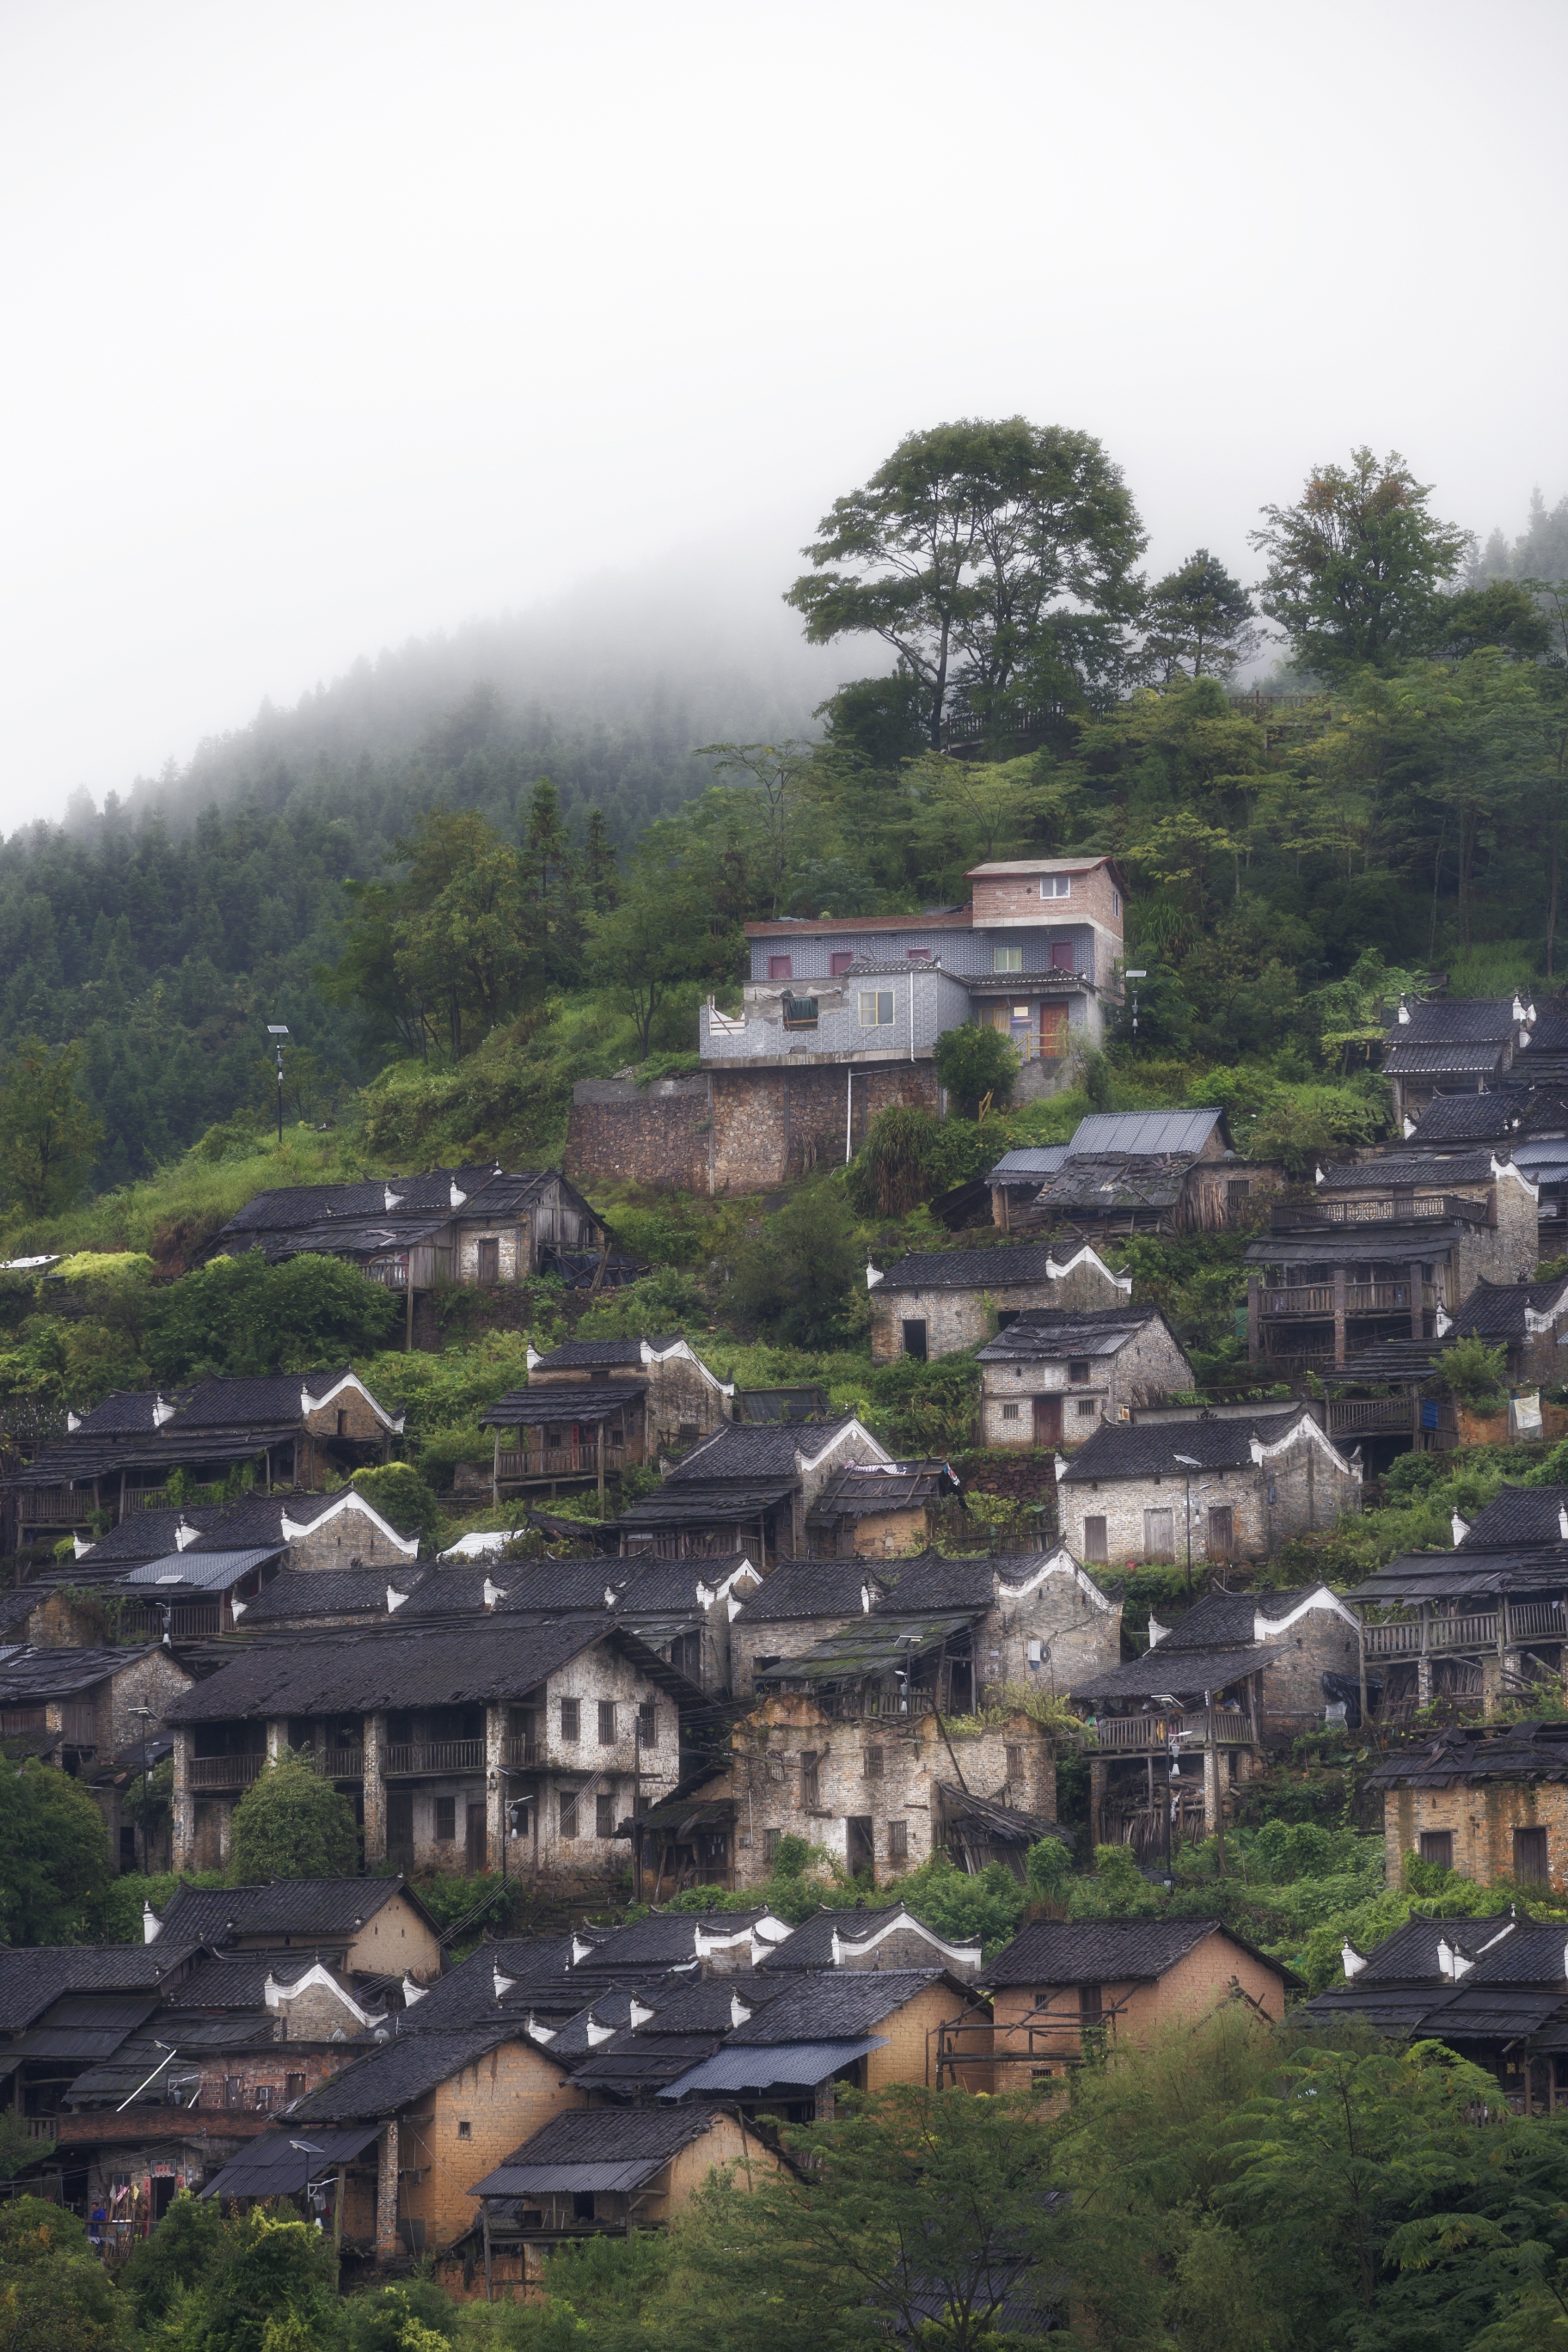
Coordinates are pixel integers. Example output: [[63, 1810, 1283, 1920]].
[[1064, 1110, 1222, 1158], [203, 2122, 382, 2201], [656, 2037, 887, 2098], [988, 1148, 1069, 1179], [119, 1547, 282, 1593]]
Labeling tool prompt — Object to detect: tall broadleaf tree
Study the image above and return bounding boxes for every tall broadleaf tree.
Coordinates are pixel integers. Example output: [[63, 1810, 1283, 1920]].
[[1250, 445, 1472, 676], [786, 416, 1147, 749]]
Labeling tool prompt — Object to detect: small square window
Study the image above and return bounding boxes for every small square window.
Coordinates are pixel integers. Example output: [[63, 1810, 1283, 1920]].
[[457, 2119, 472, 2141], [1001, 1402, 1020, 1420], [859, 989, 894, 1026], [1076, 1400, 1097, 1418], [1041, 874, 1071, 898], [888, 1821, 909, 1860], [1418, 1829, 1453, 1871], [993, 945, 1022, 973], [769, 954, 792, 980], [1069, 1360, 1090, 1381], [830, 952, 854, 976]]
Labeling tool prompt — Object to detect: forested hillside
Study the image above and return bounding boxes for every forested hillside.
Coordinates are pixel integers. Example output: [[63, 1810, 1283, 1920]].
[[0, 438, 1565, 1205]]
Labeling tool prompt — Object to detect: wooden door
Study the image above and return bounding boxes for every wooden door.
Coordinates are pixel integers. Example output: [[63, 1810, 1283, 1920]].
[[1040, 1005, 1069, 1058], [1032, 1394, 1063, 1445], [466, 1801, 487, 1871], [387, 1790, 414, 1868], [475, 1237, 499, 1283], [846, 1816, 874, 1878], [1207, 1504, 1234, 1559]]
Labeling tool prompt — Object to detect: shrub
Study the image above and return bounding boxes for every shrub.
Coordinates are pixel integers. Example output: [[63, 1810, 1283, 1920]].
[[228, 1753, 359, 1883], [1440, 1330, 1510, 1409], [352, 1461, 444, 1547], [720, 1184, 861, 1348], [846, 1107, 942, 1216], [934, 1024, 1020, 1117], [145, 1249, 400, 1379]]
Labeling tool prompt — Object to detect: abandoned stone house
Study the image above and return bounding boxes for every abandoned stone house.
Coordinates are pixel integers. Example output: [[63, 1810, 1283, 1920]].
[[1246, 1147, 1541, 1377], [215, 1164, 609, 1289], [1058, 1409, 1362, 1569], [1069, 1580, 1361, 1848], [1306, 1910, 1568, 2114], [975, 1302, 1195, 1451], [968, 1919, 1296, 2092], [162, 1615, 699, 1885], [1369, 1718, 1568, 1894], [2, 1368, 405, 1549], [0, 1642, 193, 1868], [1403, 1082, 1568, 1244], [1380, 995, 1536, 1129], [480, 1335, 736, 1504], [867, 1239, 1131, 1364], [1343, 1491, 1568, 1715], [613, 1415, 892, 1563], [726, 1548, 1122, 1703]]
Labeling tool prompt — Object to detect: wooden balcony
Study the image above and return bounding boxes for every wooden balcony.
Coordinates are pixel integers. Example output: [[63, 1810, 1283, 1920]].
[[383, 1738, 485, 1777], [1084, 1708, 1253, 1752], [1260, 1279, 1434, 1320], [0, 1702, 98, 1745], [1326, 1397, 1455, 1438], [317, 1747, 364, 1780], [15, 1487, 92, 1524], [364, 1258, 410, 1289], [1271, 1195, 1488, 1232], [504, 1736, 543, 1767], [125, 1479, 230, 1514], [188, 1753, 266, 1790], [1363, 1598, 1568, 1657], [494, 1443, 626, 1483]]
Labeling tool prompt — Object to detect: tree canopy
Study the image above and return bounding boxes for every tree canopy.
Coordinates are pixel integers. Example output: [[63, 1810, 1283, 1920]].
[[227, 1753, 360, 1883]]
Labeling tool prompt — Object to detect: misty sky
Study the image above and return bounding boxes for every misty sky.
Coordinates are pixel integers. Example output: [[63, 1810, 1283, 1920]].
[[2, 0, 1565, 829]]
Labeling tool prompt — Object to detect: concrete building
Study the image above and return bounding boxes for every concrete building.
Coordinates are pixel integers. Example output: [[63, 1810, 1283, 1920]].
[[867, 1240, 1130, 1364], [976, 1302, 1194, 1451], [1059, 1409, 1361, 1570]]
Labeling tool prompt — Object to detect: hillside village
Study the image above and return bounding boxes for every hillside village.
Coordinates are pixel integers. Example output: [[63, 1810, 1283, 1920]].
[[9, 816, 1568, 2317]]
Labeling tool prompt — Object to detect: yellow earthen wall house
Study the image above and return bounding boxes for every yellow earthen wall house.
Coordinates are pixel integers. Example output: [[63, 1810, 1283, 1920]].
[[1383, 1777, 1568, 1892]]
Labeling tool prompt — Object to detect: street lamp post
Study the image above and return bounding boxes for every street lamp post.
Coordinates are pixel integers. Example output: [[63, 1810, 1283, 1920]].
[[127, 1706, 156, 1877], [289, 2138, 325, 2224], [1172, 1454, 1201, 1603], [1125, 970, 1148, 1038], [267, 1026, 290, 1147]]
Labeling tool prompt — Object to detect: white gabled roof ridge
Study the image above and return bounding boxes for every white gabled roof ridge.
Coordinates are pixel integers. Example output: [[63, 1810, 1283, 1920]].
[[298, 1369, 406, 1433], [1253, 1583, 1358, 1638], [995, 1543, 1116, 1612], [279, 1488, 420, 1559], [639, 1337, 736, 1396]]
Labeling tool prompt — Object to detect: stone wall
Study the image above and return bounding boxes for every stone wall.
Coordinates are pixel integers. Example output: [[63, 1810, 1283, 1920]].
[[979, 1315, 1194, 1449], [1062, 1430, 1359, 1570], [566, 1064, 940, 1195], [1383, 1773, 1568, 1892]]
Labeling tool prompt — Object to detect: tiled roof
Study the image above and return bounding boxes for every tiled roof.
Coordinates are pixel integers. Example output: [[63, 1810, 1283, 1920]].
[[1029, 1156, 1194, 1213], [1064, 1110, 1224, 1158], [0, 1945, 202, 2036], [156, 1877, 417, 1944], [761, 1906, 911, 1969], [1061, 1411, 1306, 1479], [1385, 1000, 1516, 1045], [1409, 1095, 1534, 1143], [475, 2102, 731, 2192], [1446, 1277, 1568, 1341], [162, 1951, 347, 2010], [1382, 1041, 1512, 1075], [977, 1302, 1164, 1363], [1154, 1585, 1327, 1651], [176, 1371, 356, 1426], [1365, 1721, 1568, 1790], [162, 1619, 679, 1723], [582, 1914, 776, 1972], [1070, 1640, 1284, 1700], [982, 1918, 1219, 1988], [1316, 1152, 1499, 1189], [291, 2022, 527, 2120], [1461, 1487, 1568, 1548], [242, 1569, 421, 1624], [662, 1418, 865, 1483], [481, 1382, 647, 1429], [615, 1481, 799, 1528], [735, 1559, 884, 1622], [529, 1339, 646, 1369], [723, 1968, 945, 2041], [390, 1936, 589, 2031], [0, 1645, 155, 1700], [69, 1509, 216, 1564], [873, 1244, 1064, 1292], [811, 1463, 955, 1522], [193, 1490, 383, 1548], [873, 1553, 997, 1611]]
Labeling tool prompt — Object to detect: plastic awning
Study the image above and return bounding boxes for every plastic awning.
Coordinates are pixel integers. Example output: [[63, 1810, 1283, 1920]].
[[657, 2036, 886, 2098], [202, 2122, 381, 2200]]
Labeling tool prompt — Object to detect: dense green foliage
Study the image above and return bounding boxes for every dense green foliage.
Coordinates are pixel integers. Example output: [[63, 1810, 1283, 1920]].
[[226, 1754, 361, 1883], [0, 1754, 113, 1942]]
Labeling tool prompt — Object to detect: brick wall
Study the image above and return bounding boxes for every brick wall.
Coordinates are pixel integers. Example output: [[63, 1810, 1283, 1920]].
[[731, 1702, 1056, 1888], [344, 1894, 443, 1981], [863, 1979, 966, 2094], [404, 2040, 585, 2255], [106, 1649, 193, 1754], [303, 1384, 393, 1444], [195, 2042, 349, 2120], [1383, 1773, 1568, 1891]]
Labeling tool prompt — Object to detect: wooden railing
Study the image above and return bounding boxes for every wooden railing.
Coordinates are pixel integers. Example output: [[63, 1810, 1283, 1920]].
[[1262, 1282, 1431, 1319], [1363, 1600, 1568, 1657], [504, 1737, 542, 1767], [126, 1480, 230, 1514], [168, 1602, 224, 1639], [383, 1738, 485, 1776], [494, 1443, 626, 1480], [1084, 1708, 1253, 1752], [805, 1689, 938, 1721], [364, 1259, 409, 1289], [1272, 1196, 1488, 1232], [1326, 1398, 1437, 1436], [0, 1702, 98, 1744], [188, 1754, 266, 1790], [15, 1488, 90, 1523], [305, 1747, 365, 1780]]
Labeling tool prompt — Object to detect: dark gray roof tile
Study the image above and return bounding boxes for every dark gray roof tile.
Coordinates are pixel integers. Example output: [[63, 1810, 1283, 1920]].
[[982, 1918, 1219, 1988], [1062, 1412, 1307, 1479]]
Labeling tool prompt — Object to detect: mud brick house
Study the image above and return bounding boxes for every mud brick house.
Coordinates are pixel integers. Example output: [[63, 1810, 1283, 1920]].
[[471, 2105, 781, 2292], [568, 857, 1129, 1193], [1059, 1409, 1361, 1570], [1245, 1148, 1540, 1377], [652, 1966, 989, 2113], [163, 1616, 698, 1885], [867, 1240, 1131, 1364], [805, 1461, 960, 1555], [1306, 1912, 1568, 2113], [151, 1877, 444, 1988], [1380, 995, 1534, 1128], [1366, 1719, 1568, 1892], [395, 1552, 762, 1696], [976, 1302, 1194, 1451], [970, 1920, 1295, 2092], [481, 1336, 736, 1504], [1069, 1582, 1359, 1846], [3, 1369, 406, 1547], [234, 2018, 590, 2269], [728, 1547, 1121, 1704], [614, 1415, 892, 1564], [215, 1164, 609, 1290]]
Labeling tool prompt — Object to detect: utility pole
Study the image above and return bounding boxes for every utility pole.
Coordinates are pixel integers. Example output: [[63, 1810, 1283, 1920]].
[[267, 1026, 290, 1147], [1173, 1454, 1201, 1603]]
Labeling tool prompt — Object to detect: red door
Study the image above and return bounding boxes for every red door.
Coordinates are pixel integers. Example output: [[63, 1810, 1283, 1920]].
[[1032, 1395, 1063, 1445]]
